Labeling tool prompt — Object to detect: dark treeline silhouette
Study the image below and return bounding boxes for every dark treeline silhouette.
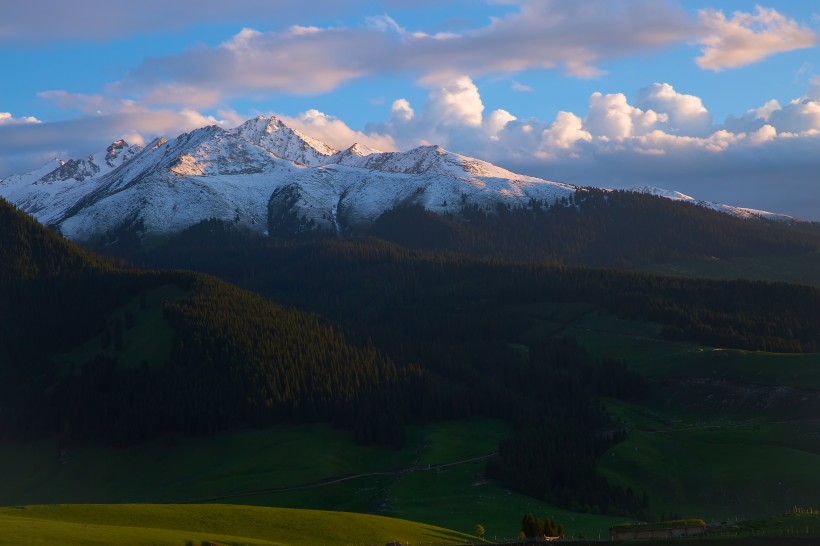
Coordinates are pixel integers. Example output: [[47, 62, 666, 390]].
[[369, 190, 820, 267], [136, 226, 820, 354]]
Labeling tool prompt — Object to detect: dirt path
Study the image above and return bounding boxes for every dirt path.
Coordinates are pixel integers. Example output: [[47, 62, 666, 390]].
[[176, 451, 498, 504]]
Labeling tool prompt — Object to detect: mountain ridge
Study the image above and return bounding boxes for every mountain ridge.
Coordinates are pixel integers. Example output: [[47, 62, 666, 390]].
[[0, 115, 797, 242]]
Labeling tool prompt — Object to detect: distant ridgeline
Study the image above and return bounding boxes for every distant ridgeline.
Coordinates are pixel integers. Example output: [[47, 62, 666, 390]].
[[94, 188, 820, 272], [366, 190, 820, 268]]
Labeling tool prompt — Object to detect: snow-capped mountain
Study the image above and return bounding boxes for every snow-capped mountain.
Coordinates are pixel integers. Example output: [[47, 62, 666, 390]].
[[629, 186, 795, 222], [0, 115, 794, 242], [0, 116, 577, 240]]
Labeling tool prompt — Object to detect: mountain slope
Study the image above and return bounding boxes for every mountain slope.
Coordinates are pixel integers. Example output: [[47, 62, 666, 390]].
[[0, 198, 424, 447]]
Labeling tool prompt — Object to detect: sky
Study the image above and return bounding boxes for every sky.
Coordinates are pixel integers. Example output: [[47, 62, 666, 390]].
[[2, 1, 820, 217]]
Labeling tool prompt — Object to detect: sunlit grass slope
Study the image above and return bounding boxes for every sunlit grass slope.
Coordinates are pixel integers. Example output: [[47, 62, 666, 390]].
[[0, 504, 471, 546]]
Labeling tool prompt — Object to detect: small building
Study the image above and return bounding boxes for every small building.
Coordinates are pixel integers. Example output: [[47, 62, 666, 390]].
[[610, 519, 706, 541]]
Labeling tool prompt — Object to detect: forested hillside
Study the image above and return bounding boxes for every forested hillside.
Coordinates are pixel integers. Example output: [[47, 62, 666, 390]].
[[0, 199, 426, 449], [369, 190, 820, 267], [138, 228, 820, 353]]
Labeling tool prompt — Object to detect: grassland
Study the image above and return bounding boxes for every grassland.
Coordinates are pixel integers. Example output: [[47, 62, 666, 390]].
[[546, 309, 820, 521], [0, 504, 472, 546], [0, 420, 627, 539], [6, 300, 819, 537]]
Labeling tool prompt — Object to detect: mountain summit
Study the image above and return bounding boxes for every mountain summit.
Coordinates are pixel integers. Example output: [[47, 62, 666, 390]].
[[0, 116, 791, 241]]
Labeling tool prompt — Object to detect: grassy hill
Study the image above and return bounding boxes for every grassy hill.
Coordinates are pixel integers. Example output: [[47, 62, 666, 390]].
[[0, 504, 473, 546]]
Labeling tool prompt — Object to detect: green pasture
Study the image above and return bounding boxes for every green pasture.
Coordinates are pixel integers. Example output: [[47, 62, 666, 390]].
[[0, 419, 622, 538], [0, 504, 471, 546]]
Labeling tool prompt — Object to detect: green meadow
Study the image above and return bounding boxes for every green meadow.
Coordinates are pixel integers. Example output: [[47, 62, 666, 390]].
[[0, 504, 472, 546], [0, 419, 626, 539], [557, 311, 820, 521]]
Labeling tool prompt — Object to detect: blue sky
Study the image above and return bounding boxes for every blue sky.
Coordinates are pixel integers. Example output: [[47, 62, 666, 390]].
[[2, 1, 820, 217]]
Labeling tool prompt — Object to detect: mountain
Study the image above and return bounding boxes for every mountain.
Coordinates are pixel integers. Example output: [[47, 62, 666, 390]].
[[0, 116, 790, 243], [0, 116, 575, 241]]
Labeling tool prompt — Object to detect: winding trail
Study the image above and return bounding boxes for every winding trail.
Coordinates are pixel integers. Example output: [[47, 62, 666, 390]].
[[175, 452, 498, 504]]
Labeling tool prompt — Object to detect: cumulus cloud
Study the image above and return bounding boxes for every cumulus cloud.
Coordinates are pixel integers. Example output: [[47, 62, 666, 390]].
[[584, 92, 665, 140], [369, 75, 518, 149], [635, 83, 712, 136], [353, 77, 820, 216], [539, 112, 591, 156], [0, 112, 41, 125], [725, 88, 820, 135], [697, 6, 819, 71], [278, 109, 397, 152]]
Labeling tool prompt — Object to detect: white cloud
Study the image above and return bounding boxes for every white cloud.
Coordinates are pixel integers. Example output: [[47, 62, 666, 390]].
[[748, 124, 778, 145], [278, 109, 397, 152], [425, 76, 484, 127], [484, 109, 517, 140], [697, 6, 819, 71], [635, 83, 712, 136], [391, 99, 415, 122], [28, 2, 813, 118], [111, 0, 694, 106], [353, 77, 820, 217], [0, 112, 41, 125], [540, 111, 591, 153], [768, 98, 820, 133], [584, 92, 664, 140]]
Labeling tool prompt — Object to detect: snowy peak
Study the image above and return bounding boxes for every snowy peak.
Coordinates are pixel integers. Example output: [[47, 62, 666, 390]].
[[344, 142, 380, 157], [39, 158, 101, 183], [233, 115, 337, 166], [104, 139, 140, 168], [336, 144, 540, 182], [21, 140, 142, 185], [164, 124, 282, 177]]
